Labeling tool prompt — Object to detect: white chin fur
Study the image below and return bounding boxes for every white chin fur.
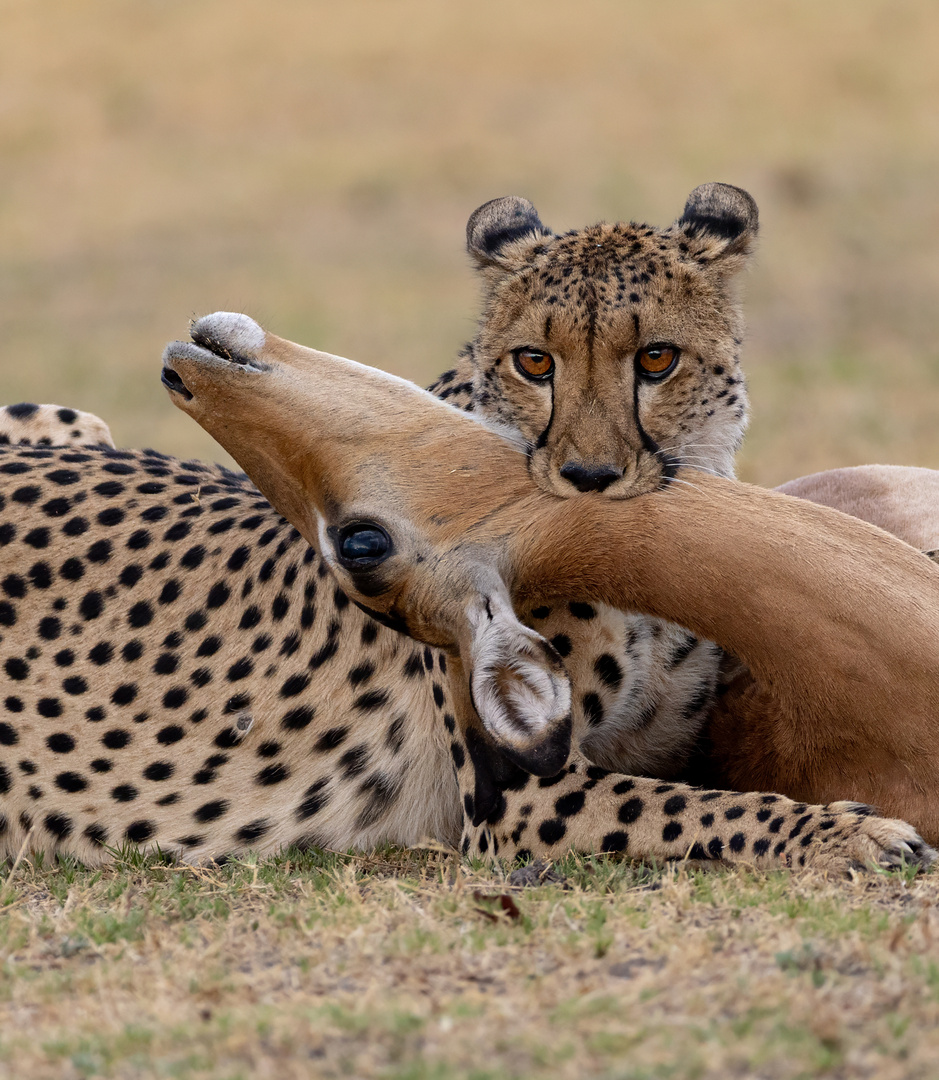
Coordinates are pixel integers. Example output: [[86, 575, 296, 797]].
[[466, 591, 571, 749]]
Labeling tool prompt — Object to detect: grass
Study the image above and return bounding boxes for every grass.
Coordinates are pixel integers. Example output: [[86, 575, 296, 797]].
[[2, 849, 939, 1079], [4, 1, 939, 1075]]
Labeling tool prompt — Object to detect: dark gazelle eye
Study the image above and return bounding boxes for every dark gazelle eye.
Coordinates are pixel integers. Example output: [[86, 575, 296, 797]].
[[336, 523, 393, 567], [635, 343, 681, 380], [513, 348, 555, 381]]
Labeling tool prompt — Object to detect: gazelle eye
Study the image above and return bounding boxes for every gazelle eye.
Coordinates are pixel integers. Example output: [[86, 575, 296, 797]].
[[336, 523, 392, 567], [513, 348, 555, 381], [636, 344, 680, 379]]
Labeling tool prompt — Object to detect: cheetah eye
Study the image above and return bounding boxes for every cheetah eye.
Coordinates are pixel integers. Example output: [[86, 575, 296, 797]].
[[335, 523, 393, 568], [513, 348, 555, 381], [635, 343, 680, 380]]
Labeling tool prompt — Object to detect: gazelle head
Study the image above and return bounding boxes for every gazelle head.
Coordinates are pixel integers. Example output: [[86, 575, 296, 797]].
[[162, 312, 573, 775]]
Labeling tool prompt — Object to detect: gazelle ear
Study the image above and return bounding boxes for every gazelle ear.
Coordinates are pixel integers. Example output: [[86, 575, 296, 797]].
[[676, 182, 759, 265], [466, 196, 553, 268], [461, 590, 572, 777]]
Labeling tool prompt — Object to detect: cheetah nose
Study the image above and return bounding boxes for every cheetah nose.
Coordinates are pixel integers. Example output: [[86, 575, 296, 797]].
[[559, 462, 623, 493], [160, 363, 193, 401]]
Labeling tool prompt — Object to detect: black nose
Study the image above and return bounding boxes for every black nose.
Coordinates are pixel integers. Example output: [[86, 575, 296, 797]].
[[559, 462, 623, 493]]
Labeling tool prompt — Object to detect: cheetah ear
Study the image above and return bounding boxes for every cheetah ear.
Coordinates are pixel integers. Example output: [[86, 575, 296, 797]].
[[676, 183, 759, 264], [466, 196, 554, 268]]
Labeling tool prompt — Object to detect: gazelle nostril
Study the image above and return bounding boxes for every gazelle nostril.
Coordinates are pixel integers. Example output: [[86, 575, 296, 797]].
[[160, 365, 193, 401]]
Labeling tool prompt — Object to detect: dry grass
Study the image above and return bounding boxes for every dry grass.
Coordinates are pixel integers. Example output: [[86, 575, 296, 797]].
[[3, 850, 939, 1080], [4, 2, 939, 1076]]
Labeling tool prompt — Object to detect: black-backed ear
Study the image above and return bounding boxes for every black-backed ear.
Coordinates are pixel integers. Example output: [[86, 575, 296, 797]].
[[676, 183, 759, 262], [466, 196, 553, 268]]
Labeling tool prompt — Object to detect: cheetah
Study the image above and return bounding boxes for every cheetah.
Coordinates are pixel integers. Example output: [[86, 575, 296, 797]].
[[0, 403, 115, 450], [427, 183, 756, 776], [0, 309, 932, 873], [164, 312, 939, 864]]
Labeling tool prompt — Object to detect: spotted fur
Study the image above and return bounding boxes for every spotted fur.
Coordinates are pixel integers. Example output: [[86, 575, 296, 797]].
[[0, 403, 115, 450], [0, 436, 928, 873]]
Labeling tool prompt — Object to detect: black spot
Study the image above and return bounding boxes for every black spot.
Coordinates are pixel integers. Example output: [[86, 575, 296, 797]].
[[236, 820, 272, 844], [2, 574, 26, 599], [256, 741, 281, 758], [111, 784, 138, 802], [89, 642, 114, 665], [618, 797, 644, 825], [594, 653, 624, 690], [84, 824, 108, 846], [111, 684, 138, 706], [538, 819, 567, 845], [550, 634, 572, 658], [90, 759, 112, 773], [159, 580, 181, 605], [315, 727, 348, 752], [24, 527, 50, 548], [663, 795, 687, 816], [36, 698, 63, 719], [157, 725, 185, 745], [5, 658, 29, 681], [207, 583, 230, 608], [55, 771, 87, 793], [256, 763, 290, 786], [581, 693, 604, 726], [601, 831, 629, 853], [568, 601, 596, 620], [46, 732, 75, 753], [280, 673, 311, 698], [163, 687, 188, 709], [144, 762, 174, 781], [725, 806, 745, 820], [555, 791, 585, 817], [295, 779, 330, 820], [128, 601, 154, 628], [281, 706, 315, 731], [402, 653, 424, 679], [193, 800, 229, 823], [12, 485, 42, 505], [0, 722, 18, 745], [125, 821, 155, 844], [44, 813, 73, 839], [662, 821, 683, 843]]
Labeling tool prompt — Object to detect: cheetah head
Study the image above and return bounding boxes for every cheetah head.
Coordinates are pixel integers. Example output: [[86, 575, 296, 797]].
[[465, 183, 758, 498]]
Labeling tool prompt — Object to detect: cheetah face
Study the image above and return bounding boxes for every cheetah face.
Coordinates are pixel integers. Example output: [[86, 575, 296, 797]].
[[464, 184, 758, 499]]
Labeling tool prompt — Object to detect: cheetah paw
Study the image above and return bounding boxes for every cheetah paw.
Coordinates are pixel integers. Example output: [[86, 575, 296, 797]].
[[812, 801, 936, 873]]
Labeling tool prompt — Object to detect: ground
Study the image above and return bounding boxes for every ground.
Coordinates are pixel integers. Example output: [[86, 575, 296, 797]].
[[2, 851, 939, 1079]]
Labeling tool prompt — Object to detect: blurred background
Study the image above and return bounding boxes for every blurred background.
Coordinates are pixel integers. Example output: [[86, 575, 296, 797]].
[[1, 0, 937, 484]]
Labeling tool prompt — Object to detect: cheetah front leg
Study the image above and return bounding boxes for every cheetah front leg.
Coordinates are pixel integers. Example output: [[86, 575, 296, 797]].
[[453, 723, 935, 873]]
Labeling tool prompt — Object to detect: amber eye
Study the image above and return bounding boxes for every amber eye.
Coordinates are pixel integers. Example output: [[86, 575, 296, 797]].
[[513, 348, 555, 381], [635, 343, 680, 379]]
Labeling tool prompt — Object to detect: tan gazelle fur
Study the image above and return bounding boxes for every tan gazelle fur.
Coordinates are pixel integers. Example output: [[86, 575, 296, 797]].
[[161, 313, 939, 861]]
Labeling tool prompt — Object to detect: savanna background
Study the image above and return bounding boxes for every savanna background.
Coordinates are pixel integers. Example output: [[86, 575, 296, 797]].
[[3, 2, 939, 1078]]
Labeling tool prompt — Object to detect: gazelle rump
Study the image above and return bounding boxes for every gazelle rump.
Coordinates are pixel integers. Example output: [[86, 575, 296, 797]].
[[163, 313, 939, 856]]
